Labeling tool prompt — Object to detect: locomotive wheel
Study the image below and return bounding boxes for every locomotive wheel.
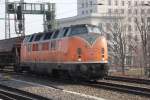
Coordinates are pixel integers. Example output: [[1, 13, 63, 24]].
[[52, 69, 71, 80], [60, 70, 71, 80], [14, 65, 22, 73], [52, 69, 60, 78]]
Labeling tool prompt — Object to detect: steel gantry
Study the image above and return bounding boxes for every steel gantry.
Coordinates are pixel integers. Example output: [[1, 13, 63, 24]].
[[5, 0, 56, 39]]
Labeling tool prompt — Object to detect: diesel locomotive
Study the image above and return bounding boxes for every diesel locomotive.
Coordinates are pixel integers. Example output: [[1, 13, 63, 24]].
[[0, 24, 108, 80]]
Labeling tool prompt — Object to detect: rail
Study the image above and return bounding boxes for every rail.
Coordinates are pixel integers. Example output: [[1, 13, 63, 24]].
[[85, 81, 150, 97], [105, 76, 150, 85], [0, 84, 51, 100]]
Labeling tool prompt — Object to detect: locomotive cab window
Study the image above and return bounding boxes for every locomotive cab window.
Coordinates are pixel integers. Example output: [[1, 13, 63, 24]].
[[69, 25, 88, 36], [58, 27, 70, 38], [34, 34, 43, 41], [43, 32, 53, 40], [29, 34, 35, 42], [23, 36, 30, 43], [63, 27, 69, 37], [52, 30, 60, 39], [88, 25, 101, 34]]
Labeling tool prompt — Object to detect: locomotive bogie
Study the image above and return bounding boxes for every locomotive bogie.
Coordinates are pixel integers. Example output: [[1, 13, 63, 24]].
[[20, 62, 108, 80]]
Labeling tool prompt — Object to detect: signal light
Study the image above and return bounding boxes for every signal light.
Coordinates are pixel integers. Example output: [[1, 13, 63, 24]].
[[46, 12, 51, 20], [8, 3, 14, 11], [47, 24, 52, 30], [17, 5, 22, 20], [18, 23, 23, 31]]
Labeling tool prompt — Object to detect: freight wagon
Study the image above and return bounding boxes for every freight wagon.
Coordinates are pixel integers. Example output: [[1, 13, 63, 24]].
[[0, 37, 23, 69]]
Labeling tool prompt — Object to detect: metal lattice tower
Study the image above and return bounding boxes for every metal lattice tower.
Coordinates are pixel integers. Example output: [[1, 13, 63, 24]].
[[14, 0, 25, 36]]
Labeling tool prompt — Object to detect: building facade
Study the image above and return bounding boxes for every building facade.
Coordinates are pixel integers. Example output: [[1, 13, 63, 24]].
[[78, 0, 150, 36], [77, 0, 107, 15], [58, 13, 123, 28]]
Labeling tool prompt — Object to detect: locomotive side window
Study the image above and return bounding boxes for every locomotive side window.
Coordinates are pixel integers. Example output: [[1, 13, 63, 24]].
[[43, 32, 53, 40], [29, 35, 34, 42], [34, 34, 43, 41], [32, 44, 39, 51], [23, 36, 30, 43], [69, 25, 88, 36], [52, 30, 59, 39], [88, 26, 101, 33], [63, 28, 69, 37], [51, 40, 57, 50], [42, 42, 49, 51], [27, 44, 32, 52]]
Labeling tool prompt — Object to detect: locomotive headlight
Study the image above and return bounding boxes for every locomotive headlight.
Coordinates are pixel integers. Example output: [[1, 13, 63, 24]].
[[102, 55, 105, 61], [101, 57, 105, 63], [78, 58, 82, 62], [77, 48, 82, 62], [102, 58, 105, 61]]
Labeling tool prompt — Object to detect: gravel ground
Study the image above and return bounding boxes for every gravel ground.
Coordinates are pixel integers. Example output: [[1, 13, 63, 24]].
[[0, 73, 150, 100], [0, 74, 104, 100], [59, 84, 150, 100]]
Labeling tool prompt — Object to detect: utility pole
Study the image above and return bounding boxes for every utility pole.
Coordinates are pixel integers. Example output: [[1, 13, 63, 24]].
[[5, 0, 10, 39]]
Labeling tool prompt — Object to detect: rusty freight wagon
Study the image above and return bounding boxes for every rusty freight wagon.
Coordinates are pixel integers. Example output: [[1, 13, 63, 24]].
[[0, 37, 24, 69]]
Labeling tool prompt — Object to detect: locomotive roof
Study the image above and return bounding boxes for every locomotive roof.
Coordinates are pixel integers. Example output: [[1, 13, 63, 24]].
[[24, 24, 100, 43], [71, 24, 97, 27], [28, 24, 97, 35], [32, 24, 96, 33]]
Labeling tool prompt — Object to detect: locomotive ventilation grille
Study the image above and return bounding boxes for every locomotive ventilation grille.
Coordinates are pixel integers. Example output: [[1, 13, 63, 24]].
[[101, 48, 105, 58]]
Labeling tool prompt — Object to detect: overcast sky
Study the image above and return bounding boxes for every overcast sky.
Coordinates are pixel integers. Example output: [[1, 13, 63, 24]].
[[0, 0, 77, 39]]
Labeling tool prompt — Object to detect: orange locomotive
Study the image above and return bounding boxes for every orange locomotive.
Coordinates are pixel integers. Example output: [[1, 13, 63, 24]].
[[18, 24, 108, 80]]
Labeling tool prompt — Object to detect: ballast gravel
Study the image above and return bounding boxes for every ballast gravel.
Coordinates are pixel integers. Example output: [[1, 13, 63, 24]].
[[0, 73, 150, 100], [59, 84, 150, 100], [0, 77, 103, 100]]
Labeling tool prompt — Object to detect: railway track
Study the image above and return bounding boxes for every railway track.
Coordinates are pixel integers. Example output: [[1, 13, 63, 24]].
[[85, 81, 150, 97], [105, 76, 150, 85], [0, 84, 51, 100], [1, 69, 150, 98]]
